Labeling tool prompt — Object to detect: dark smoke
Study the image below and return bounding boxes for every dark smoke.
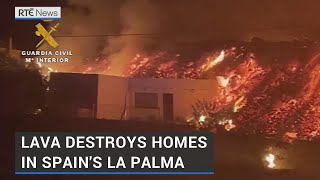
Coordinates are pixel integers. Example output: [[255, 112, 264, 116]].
[[45, 0, 320, 73]]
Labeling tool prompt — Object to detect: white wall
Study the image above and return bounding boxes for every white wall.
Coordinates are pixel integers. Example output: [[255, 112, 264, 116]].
[[97, 75, 218, 121], [128, 78, 218, 121]]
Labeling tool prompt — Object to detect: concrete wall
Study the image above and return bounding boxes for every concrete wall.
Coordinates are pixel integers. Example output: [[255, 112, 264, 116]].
[[48, 73, 98, 119], [128, 78, 218, 121], [49, 73, 218, 121], [96, 75, 218, 121], [96, 75, 128, 120]]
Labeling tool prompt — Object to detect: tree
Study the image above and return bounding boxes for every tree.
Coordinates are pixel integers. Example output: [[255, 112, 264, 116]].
[[0, 53, 46, 116]]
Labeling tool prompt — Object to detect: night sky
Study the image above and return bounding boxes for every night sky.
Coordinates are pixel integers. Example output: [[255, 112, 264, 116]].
[[1, 0, 320, 51]]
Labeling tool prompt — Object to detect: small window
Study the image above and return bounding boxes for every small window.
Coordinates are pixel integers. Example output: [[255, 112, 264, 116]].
[[135, 92, 158, 109]]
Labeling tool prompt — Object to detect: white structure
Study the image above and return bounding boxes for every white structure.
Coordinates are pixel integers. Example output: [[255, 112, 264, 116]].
[[96, 75, 218, 122]]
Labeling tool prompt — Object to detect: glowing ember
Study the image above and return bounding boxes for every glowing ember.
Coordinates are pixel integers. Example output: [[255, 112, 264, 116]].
[[283, 132, 298, 143], [199, 115, 206, 122], [218, 119, 229, 125], [225, 120, 236, 131], [285, 132, 297, 139], [265, 153, 276, 169], [216, 76, 230, 87], [233, 96, 246, 112]]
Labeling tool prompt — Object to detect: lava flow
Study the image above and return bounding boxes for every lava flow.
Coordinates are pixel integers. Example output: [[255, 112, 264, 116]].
[[123, 44, 320, 141], [39, 42, 320, 141]]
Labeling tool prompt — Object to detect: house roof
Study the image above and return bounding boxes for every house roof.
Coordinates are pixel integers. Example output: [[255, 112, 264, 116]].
[[51, 72, 217, 91]]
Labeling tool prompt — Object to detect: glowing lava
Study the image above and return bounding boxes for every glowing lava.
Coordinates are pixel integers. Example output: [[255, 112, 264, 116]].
[[203, 50, 225, 71], [39, 44, 320, 140], [216, 76, 230, 88]]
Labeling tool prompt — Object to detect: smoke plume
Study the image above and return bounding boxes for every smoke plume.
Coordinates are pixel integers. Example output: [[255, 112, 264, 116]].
[[102, 0, 165, 75], [41, 0, 320, 73]]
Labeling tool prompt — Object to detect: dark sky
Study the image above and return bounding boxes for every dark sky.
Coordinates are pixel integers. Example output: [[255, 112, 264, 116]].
[[1, 0, 320, 50]]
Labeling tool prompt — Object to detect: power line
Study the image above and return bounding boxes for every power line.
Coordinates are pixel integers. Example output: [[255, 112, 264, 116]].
[[53, 33, 164, 38], [51, 27, 320, 38]]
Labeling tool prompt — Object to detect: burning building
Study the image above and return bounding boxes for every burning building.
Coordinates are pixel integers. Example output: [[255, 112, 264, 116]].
[[48, 72, 217, 122]]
